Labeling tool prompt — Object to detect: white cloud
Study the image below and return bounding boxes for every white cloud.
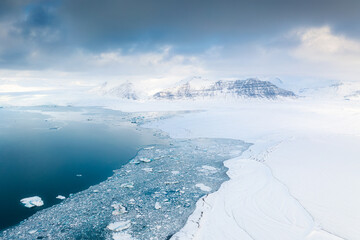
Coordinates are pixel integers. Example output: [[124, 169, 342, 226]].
[[292, 26, 360, 66]]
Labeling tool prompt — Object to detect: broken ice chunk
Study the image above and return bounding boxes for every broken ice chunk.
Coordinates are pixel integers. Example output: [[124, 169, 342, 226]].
[[171, 170, 180, 175], [107, 220, 131, 232], [111, 203, 127, 215], [56, 195, 66, 200], [120, 183, 134, 188], [143, 146, 154, 150], [76, 174, 82, 177], [112, 232, 135, 240], [142, 168, 153, 172], [199, 165, 218, 174], [202, 165, 217, 171], [139, 157, 151, 163], [195, 183, 212, 192], [154, 202, 161, 210], [20, 196, 44, 208], [28, 230, 37, 234]]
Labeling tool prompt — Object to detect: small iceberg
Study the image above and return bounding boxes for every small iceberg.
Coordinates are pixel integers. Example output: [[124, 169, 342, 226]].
[[107, 220, 131, 232], [112, 232, 134, 240], [120, 183, 134, 189], [111, 203, 127, 215], [142, 167, 153, 172], [139, 157, 151, 163], [155, 202, 161, 210], [20, 196, 44, 208], [195, 183, 212, 192], [56, 195, 66, 200]]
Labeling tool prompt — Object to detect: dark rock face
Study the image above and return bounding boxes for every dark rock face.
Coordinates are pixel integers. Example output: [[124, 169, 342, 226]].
[[153, 78, 296, 100]]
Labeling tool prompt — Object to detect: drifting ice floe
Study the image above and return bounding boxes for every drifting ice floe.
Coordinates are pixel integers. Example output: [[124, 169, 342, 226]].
[[195, 183, 212, 192], [112, 232, 134, 240], [107, 221, 131, 231], [154, 202, 162, 210], [1, 138, 249, 240], [56, 195, 66, 200], [20, 196, 44, 208], [139, 157, 151, 163], [111, 203, 127, 215]]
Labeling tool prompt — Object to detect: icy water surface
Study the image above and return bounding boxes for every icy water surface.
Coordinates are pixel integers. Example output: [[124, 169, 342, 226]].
[[1, 136, 250, 240], [0, 107, 158, 230]]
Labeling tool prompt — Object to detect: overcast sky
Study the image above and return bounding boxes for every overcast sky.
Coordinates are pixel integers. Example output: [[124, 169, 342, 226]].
[[1, 0, 360, 91]]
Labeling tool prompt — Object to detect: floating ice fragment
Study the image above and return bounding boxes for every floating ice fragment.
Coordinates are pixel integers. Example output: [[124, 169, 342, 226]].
[[139, 157, 151, 163], [171, 170, 180, 175], [20, 196, 44, 208], [128, 199, 136, 204], [201, 165, 217, 171], [111, 203, 127, 215], [76, 174, 82, 177], [28, 230, 37, 234], [112, 232, 135, 240], [142, 168, 153, 172], [143, 146, 154, 150], [121, 183, 134, 188], [155, 202, 161, 209], [195, 183, 212, 192], [56, 195, 66, 200], [107, 220, 131, 232]]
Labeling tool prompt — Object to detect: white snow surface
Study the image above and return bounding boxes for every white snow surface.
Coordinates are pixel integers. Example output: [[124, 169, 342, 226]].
[[135, 98, 360, 240], [20, 196, 44, 208]]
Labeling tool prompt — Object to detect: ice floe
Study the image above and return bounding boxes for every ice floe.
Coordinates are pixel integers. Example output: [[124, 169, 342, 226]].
[[56, 195, 66, 200], [195, 183, 212, 192], [154, 202, 161, 210], [107, 220, 131, 232], [20, 196, 44, 208]]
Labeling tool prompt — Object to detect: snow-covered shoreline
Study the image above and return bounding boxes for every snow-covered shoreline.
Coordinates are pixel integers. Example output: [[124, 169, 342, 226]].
[[171, 143, 343, 240], [141, 99, 360, 240]]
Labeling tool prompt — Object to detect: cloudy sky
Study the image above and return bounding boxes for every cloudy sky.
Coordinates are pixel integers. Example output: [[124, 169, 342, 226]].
[[1, 0, 360, 93]]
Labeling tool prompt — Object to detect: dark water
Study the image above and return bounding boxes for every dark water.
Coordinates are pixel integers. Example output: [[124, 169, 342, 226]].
[[0, 108, 156, 230]]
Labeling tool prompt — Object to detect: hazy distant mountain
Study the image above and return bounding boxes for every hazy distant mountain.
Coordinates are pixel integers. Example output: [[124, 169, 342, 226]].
[[97, 82, 139, 100], [153, 78, 296, 100]]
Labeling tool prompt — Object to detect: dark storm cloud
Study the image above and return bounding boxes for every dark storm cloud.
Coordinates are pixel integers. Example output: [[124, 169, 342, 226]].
[[0, 0, 360, 68], [58, 0, 360, 50]]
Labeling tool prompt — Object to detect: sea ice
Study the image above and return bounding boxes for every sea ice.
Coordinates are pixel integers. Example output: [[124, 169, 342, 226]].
[[112, 232, 135, 240], [107, 221, 131, 232], [139, 157, 151, 163], [195, 184, 212, 192], [142, 167, 153, 172], [56, 195, 66, 200], [20, 196, 44, 208], [1, 138, 249, 240], [111, 203, 127, 215], [154, 202, 161, 210]]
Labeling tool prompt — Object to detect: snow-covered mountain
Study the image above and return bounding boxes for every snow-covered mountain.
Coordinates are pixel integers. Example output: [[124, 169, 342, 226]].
[[92, 78, 297, 101], [153, 78, 296, 100], [95, 82, 139, 100]]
